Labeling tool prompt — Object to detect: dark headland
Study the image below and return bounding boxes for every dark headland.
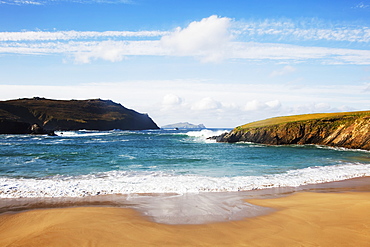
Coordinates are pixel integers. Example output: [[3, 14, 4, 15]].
[[212, 111, 370, 151], [0, 97, 159, 134]]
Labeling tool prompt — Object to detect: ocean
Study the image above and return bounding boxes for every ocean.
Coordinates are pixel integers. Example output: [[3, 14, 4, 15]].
[[1, 128, 370, 199]]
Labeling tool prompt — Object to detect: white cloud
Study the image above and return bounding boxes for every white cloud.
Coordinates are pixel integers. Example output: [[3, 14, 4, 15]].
[[0, 81, 369, 127], [0, 30, 167, 42], [244, 100, 282, 112], [73, 40, 126, 63], [3, 18, 370, 45], [191, 97, 222, 111], [161, 94, 185, 111], [363, 83, 370, 92], [228, 42, 370, 64], [353, 2, 369, 9], [236, 19, 370, 43], [161, 15, 233, 62], [162, 94, 182, 106], [266, 100, 282, 110], [0, 0, 131, 5], [314, 103, 331, 112], [1, 16, 370, 64], [2, 38, 370, 64], [270, 65, 296, 77], [287, 102, 336, 115], [244, 100, 266, 112], [79, 40, 165, 63], [0, 0, 42, 5]]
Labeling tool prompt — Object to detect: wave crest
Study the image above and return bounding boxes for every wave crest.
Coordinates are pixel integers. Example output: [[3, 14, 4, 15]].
[[1, 162, 369, 198]]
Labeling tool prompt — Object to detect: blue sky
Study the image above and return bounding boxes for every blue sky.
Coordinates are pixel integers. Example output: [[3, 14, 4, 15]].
[[0, 0, 370, 127]]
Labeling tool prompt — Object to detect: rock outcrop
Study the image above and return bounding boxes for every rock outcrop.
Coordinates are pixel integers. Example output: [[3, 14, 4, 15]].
[[0, 97, 159, 134], [0, 119, 31, 134], [214, 111, 370, 150]]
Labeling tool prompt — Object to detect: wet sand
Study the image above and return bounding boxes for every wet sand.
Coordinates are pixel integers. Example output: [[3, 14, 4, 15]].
[[1, 177, 370, 246]]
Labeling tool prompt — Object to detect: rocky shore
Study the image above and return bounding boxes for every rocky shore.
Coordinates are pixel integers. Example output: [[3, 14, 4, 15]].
[[212, 111, 370, 151], [0, 97, 159, 134]]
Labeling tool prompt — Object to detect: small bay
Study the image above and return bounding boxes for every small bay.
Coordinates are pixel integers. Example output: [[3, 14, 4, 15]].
[[1, 129, 369, 198]]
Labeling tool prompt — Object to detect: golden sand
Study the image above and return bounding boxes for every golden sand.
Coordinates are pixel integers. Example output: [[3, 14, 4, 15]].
[[1, 191, 370, 246]]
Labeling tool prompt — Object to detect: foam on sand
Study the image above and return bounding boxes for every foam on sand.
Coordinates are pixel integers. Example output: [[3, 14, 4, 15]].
[[0, 190, 369, 246]]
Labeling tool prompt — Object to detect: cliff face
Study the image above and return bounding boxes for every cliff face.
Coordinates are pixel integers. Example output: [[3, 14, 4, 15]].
[[216, 111, 370, 150], [0, 98, 159, 134]]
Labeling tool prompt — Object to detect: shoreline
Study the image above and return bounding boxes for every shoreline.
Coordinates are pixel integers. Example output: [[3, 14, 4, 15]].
[[1, 176, 370, 223], [0, 177, 370, 246]]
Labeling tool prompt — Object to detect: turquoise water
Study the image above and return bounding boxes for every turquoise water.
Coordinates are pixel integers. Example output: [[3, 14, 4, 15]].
[[1, 129, 370, 198]]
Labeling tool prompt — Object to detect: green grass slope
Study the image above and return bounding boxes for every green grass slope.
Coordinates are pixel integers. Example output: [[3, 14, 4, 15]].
[[236, 111, 370, 130], [215, 110, 370, 150]]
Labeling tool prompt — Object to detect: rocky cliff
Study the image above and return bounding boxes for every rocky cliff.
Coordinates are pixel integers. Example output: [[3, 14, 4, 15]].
[[214, 111, 370, 150], [0, 97, 159, 134]]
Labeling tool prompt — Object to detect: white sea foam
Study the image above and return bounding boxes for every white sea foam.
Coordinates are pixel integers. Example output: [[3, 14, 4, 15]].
[[186, 129, 229, 143], [118, 154, 136, 160], [1, 162, 369, 198], [0, 142, 12, 145], [55, 131, 112, 137], [314, 144, 370, 153]]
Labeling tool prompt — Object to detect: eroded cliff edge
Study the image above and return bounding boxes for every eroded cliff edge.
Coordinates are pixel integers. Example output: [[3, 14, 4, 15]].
[[0, 97, 159, 134], [214, 111, 370, 150]]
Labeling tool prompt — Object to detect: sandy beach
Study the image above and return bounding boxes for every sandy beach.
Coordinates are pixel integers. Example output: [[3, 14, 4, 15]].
[[1, 179, 370, 246]]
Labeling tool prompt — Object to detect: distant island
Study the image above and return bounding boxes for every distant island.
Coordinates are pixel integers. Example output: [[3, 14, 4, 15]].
[[0, 97, 159, 134], [211, 111, 370, 151], [161, 122, 206, 129]]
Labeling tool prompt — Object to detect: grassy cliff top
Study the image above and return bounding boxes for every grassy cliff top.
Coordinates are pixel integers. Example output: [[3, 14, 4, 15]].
[[0, 97, 160, 131], [236, 111, 370, 130]]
